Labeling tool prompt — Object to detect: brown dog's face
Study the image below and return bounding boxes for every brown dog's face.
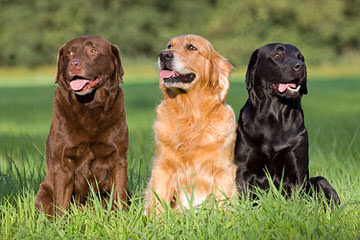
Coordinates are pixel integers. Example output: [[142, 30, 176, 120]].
[[56, 36, 124, 96], [158, 35, 232, 101]]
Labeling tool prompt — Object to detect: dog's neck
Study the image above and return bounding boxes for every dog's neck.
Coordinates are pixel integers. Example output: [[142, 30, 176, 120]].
[[243, 89, 304, 127], [57, 84, 120, 114], [53, 86, 122, 136], [239, 90, 306, 142], [163, 85, 222, 118], [248, 89, 302, 112]]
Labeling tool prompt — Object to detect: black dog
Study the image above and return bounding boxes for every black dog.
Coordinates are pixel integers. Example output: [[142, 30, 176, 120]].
[[234, 43, 340, 205]]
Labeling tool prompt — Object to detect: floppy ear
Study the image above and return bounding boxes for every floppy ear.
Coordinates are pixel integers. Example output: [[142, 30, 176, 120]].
[[55, 44, 66, 84], [300, 77, 308, 95], [300, 63, 308, 95], [111, 44, 124, 84], [245, 49, 259, 90], [210, 52, 233, 102]]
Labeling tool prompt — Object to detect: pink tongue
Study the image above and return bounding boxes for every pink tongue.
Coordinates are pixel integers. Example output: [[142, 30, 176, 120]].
[[160, 70, 176, 79], [278, 83, 296, 92], [70, 79, 90, 91], [288, 83, 296, 89]]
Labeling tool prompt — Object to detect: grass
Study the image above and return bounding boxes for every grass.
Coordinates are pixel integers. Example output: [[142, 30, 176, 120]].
[[0, 72, 359, 239]]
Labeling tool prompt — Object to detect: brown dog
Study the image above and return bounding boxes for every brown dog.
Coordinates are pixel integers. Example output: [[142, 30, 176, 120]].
[[35, 36, 129, 216], [144, 35, 237, 213]]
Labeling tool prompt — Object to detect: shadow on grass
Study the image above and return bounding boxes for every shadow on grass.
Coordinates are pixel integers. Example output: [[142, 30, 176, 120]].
[[0, 149, 45, 201]]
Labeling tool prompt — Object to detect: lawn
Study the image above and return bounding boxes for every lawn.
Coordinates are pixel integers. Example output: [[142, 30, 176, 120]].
[[0, 73, 359, 239]]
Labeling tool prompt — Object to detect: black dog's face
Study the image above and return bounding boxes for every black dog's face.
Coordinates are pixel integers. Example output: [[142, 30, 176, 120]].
[[246, 43, 307, 99]]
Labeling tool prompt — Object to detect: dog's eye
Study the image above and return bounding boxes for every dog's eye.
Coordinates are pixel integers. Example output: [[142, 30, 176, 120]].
[[273, 53, 281, 59], [167, 44, 172, 49], [66, 51, 73, 57], [298, 54, 304, 61], [186, 44, 197, 51], [89, 49, 98, 55]]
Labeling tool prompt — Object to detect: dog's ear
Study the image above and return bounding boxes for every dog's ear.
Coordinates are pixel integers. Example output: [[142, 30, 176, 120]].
[[300, 76, 308, 95], [210, 51, 233, 102], [300, 63, 308, 95], [245, 49, 259, 90], [111, 44, 124, 84], [55, 44, 66, 84]]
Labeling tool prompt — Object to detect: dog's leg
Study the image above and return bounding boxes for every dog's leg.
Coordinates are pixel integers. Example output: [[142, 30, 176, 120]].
[[214, 166, 237, 202], [113, 159, 129, 208], [144, 163, 175, 214], [36, 147, 73, 217], [53, 165, 74, 216], [309, 176, 340, 206], [35, 180, 55, 216]]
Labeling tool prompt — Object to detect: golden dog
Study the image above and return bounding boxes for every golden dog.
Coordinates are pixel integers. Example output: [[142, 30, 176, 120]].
[[144, 35, 237, 213]]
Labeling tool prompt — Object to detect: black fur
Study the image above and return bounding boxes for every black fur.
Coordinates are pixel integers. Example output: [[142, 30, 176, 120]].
[[234, 43, 340, 206]]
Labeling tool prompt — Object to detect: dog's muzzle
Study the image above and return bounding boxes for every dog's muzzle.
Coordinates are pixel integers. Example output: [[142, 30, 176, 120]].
[[158, 50, 196, 86]]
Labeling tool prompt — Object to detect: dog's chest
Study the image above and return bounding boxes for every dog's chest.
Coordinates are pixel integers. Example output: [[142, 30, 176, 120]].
[[73, 111, 112, 132], [64, 141, 117, 196], [156, 116, 222, 150], [241, 114, 306, 162], [156, 104, 235, 150], [64, 141, 116, 161]]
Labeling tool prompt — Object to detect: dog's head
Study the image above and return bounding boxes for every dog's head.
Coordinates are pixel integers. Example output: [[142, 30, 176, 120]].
[[245, 43, 307, 99], [55, 36, 124, 98], [158, 34, 233, 102]]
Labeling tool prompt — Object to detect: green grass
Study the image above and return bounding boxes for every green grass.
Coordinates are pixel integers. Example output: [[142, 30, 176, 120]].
[[0, 75, 359, 239]]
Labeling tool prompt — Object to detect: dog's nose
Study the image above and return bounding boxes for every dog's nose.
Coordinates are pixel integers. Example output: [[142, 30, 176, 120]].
[[293, 62, 304, 71], [69, 60, 82, 70], [159, 51, 174, 61]]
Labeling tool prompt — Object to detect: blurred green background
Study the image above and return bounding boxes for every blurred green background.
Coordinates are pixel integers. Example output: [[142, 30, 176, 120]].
[[1, 0, 360, 68]]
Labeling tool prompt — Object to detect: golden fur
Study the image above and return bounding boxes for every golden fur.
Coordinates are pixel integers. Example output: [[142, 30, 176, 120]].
[[144, 35, 237, 213]]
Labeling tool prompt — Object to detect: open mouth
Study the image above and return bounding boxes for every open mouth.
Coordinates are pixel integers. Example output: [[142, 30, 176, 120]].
[[276, 79, 300, 93], [69, 76, 101, 95], [159, 69, 196, 84]]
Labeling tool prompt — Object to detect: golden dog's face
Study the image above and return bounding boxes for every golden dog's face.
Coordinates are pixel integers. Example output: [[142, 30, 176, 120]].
[[158, 35, 233, 101]]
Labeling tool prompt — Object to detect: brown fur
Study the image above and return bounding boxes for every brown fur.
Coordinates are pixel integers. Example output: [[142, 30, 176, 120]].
[[35, 36, 129, 216], [144, 35, 237, 213]]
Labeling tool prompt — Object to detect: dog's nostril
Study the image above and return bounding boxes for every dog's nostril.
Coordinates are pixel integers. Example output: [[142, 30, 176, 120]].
[[293, 62, 303, 71], [69, 60, 81, 69], [159, 51, 174, 61]]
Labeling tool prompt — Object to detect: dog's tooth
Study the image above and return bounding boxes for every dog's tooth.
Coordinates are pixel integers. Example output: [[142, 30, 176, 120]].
[[287, 85, 300, 92]]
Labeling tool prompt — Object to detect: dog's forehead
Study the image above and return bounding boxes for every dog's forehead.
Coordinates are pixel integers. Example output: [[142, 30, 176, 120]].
[[261, 43, 300, 54], [283, 44, 301, 53], [168, 35, 211, 50], [65, 36, 110, 51]]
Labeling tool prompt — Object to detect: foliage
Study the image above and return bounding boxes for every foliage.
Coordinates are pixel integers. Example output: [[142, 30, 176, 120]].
[[0, 0, 360, 67]]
